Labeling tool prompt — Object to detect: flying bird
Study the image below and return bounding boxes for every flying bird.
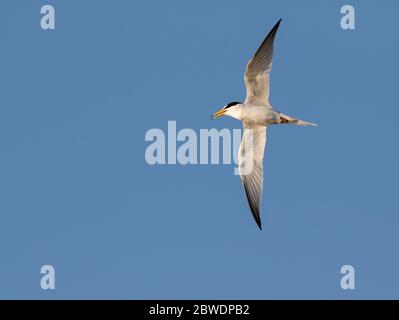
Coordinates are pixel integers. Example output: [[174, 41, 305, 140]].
[[211, 19, 316, 230]]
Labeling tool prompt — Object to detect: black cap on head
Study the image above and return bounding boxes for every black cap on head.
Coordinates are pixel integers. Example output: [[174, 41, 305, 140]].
[[224, 102, 241, 109]]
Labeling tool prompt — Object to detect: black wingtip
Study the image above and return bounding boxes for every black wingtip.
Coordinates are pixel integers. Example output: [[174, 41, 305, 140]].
[[255, 218, 262, 230], [253, 18, 283, 57], [273, 18, 282, 31], [242, 183, 263, 230], [252, 208, 262, 230]]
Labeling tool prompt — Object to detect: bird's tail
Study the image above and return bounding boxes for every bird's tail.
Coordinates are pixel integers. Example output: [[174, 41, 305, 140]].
[[278, 112, 317, 127]]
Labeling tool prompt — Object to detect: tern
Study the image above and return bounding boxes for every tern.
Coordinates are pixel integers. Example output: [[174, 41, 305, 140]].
[[211, 19, 316, 230]]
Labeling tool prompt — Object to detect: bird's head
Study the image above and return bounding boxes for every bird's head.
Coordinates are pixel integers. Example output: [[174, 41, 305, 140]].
[[210, 101, 242, 120]]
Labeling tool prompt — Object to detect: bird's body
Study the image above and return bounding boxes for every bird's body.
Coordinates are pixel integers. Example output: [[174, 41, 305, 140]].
[[226, 103, 316, 126], [211, 19, 316, 230], [227, 103, 277, 125]]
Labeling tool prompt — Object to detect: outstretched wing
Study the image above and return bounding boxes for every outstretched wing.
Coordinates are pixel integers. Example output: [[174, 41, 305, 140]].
[[244, 19, 282, 106], [238, 124, 267, 229]]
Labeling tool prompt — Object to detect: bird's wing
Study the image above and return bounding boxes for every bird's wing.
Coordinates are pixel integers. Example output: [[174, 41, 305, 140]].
[[238, 124, 267, 229], [244, 19, 282, 106]]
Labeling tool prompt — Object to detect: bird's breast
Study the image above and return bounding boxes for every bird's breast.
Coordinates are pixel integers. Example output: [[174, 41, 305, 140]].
[[241, 104, 278, 125]]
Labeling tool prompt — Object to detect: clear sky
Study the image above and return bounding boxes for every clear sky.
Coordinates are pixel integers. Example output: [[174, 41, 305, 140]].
[[0, 0, 398, 299]]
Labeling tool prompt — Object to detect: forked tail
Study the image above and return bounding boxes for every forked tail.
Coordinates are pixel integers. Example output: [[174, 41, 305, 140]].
[[278, 112, 317, 127]]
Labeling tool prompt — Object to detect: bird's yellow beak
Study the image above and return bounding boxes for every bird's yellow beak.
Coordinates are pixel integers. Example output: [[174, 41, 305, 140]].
[[210, 108, 226, 120]]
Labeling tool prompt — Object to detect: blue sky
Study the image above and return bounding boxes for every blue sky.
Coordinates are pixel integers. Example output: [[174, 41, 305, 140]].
[[0, 0, 398, 299]]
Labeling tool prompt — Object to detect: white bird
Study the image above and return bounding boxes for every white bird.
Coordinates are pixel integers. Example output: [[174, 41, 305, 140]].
[[211, 19, 316, 230]]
